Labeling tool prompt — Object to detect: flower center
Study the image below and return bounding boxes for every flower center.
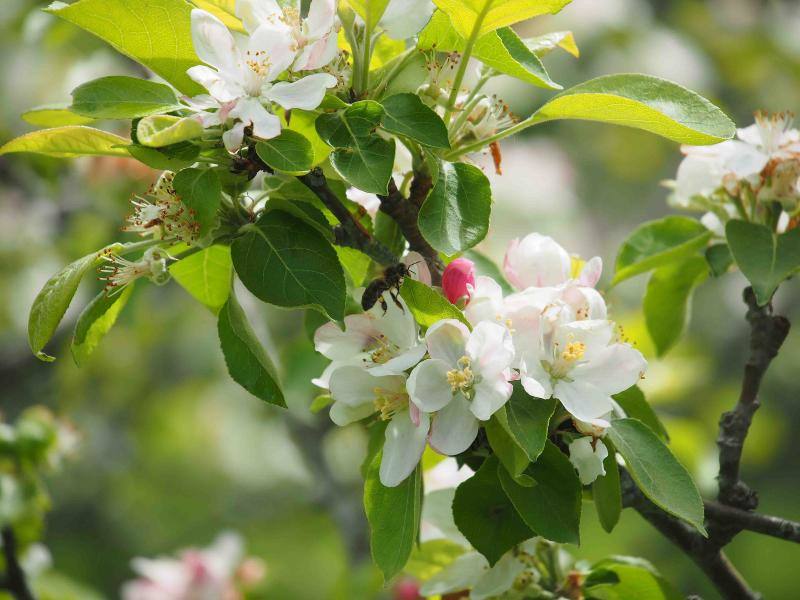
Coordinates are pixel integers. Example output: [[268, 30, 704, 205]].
[[561, 341, 586, 362], [373, 388, 408, 421], [447, 356, 475, 395], [365, 334, 399, 365], [245, 50, 271, 79]]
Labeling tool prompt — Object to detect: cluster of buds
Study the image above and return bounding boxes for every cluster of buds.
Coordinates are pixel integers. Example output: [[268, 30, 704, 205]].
[[122, 172, 199, 243], [99, 246, 172, 295]]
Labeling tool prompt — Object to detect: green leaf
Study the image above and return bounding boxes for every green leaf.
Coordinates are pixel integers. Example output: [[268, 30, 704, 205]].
[[418, 12, 561, 90], [725, 220, 800, 305], [607, 418, 705, 534], [348, 0, 391, 30], [525, 31, 579, 58], [263, 197, 335, 242], [452, 456, 533, 565], [374, 212, 406, 257], [418, 162, 491, 255], [28, 250, 102, 361], [127, 144, 198, 171], [0, 127, 130, 158], [613, 386, 668, 442], [405, 539, 466, 581], [71, 284, 134, 366], [585, 561, 682, 600], [231, 210, 346, 320], [21, 104, 94, 127], [705, 243, 733, 277], [137, 115, 204, 147], [70, 76, 182, 119], [433, 0, 572, 39], [255, 130, 314, 174], [46, 0, 202, 96], [364, 452, 422, 581], [316, 101, 395, 194], [592, 439, 621, 533], [286, 109, 331, 166], [336, 247, 371, 287], [503, 383, 557, 462], [526, 74, 735, 145], [400, 278, 470, 329], [485, 407, 530, 480], [169, 245, 232, 312], [643, 256, 708, 356], [498, 441, 582, 544], [172, 168, 222, 236], [613, 216, 711, 285], [381, 93, 450, 148], [190, 0, 244, 31], [217, 288, 285, 407]]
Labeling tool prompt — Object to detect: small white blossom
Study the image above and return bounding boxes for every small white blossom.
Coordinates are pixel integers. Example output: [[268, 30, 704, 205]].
[[568, 436, 609, 485], [99, 247, 172, 294]]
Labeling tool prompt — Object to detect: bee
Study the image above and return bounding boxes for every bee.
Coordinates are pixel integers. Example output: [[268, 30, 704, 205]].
[[361, 262, 416, 314]]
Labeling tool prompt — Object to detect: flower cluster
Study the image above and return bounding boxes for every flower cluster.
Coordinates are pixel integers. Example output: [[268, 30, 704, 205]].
[[121, 532, 265, 600], [99, 246, 172, 295], [186, 0, 340, 151], [314, 232, 646, 487], [670, 111, 800, 233], [122, 172, 199, 243]]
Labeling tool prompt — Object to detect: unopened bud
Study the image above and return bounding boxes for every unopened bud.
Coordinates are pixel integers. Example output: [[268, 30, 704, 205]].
[[442, 257, 476, 305]]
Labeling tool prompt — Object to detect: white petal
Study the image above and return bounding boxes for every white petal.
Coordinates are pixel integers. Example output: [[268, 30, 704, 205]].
[[266, 73, 337, 110], [404, 251, 431, 285], [191, 9, 239, 73], [380, 410, 430, 487], [429, 395, 479, 455], [407, 359, 454, 413], [235, 0, 283, 33], [425, 319, 469, 366], [466, 321, 514, 375], [380, 0, 435, 39], [520, 355, 553, 399], [330, 401, 376, 426], [371, 295, 418, 351], [419, 552, 488, 596], [223, 121, 246, 151], [503, 233, 571, 290], [470, 376, 512, 421], [248, 22, 296, 80], [568, 436, 608, 485], [471, 552, 527, 600], [229, 96, 281, 139], [187, 65, 241, 103], [314, 314, 376, 360], [464, 276, 505, 326], [553, 319, 614, 362], [305, 0, 337, 38], [329, 366, 403, 407], [368, 342, 427, 376], [578, 256, 603, 287], [554, 379, 615, 423], [672, 153, 722, 206], [571, 343, 647, 395]]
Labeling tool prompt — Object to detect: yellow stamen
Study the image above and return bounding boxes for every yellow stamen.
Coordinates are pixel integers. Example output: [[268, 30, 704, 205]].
[[373, 387, 408, 420], [561, 341, 586, 362], [446, 356, 475, 394]]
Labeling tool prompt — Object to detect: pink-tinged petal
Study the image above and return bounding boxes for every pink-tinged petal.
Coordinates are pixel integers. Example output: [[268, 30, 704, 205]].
[[305, 0, 337, 38], [466, 321, 514, 375], [380, 410, 430, 487], [554, 379, 615, 423], [425, 319, 469, 365], [442, 258, 476, 305], [470, 376, 512, 421], [578, 256, 602, 287], [329, 366, 403, 407], [230, 97, 281, 139], [187, 65, 240, 103], [568, 436, 608, 485], [429, 396, 479, 455], [248, 22, 296, 80], [314, 314, 376, 360], [295, 33, 339, 70], [191, 9, 239, 73], [571, 344, 647, 395], [404, 252, 431, 285], [266, 73, 337, 110], [235, 0, 283, 33], [407, 359, 454, 413], [409, 402, 421, 426], [503, 232, 571, 290]]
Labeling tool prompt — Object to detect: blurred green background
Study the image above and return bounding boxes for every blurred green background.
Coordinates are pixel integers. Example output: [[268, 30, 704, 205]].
[[1, 0, 799, 598]]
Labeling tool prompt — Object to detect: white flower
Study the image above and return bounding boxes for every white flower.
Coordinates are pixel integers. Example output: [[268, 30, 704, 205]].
[[407, 320, 514, 455], [313, 296, 426, 386], [187, 9, 336, 150], [346, 186, 381, 218], [568, 436, 609, 485], [379, 0, 436, 39], [503, 232, 602, 291], [519, 316, 647, 423]]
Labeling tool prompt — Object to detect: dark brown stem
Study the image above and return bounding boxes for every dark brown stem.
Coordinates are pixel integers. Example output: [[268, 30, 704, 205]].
[[378, 176, 443, 284], [298, 169, 398, 266], [1, 528, 34, 600], [704, 501, 800, 543]]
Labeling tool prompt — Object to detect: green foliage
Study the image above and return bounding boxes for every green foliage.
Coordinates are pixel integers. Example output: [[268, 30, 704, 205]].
[[21, 105, 94, 127], [418, 162, 492, 254], [644, 256, 708, 356], [503, 384, 556, 462], [613, 216, 711, 285], [169, 245, 233, 312], [498, 442, 582, 544], [136, 115, 204, 147], [70, 76, 183, 119], [172, 168, 222, 237], [484, 408, 530, 480], [585, 558, 682, 600], [726, 220, 800, 305], [217, 289, 285, 407], [347, 0, 391, 30], [705, 243, 733, 277], [231, 210, 346, 320], [363, 452, 422, 581], [0, 126, 130, 158], [433, 0, 573, 39], [255, 130, 315, 174], [593, 439, 622, 533], [613, 387, 668, 442], [399, 278, 471, 329], [608, 419, 706, 534], [46, 0, 202, 95], [380, 93, 450, 148], [452, 456, 533, 565], [71, 284, 134, 366]]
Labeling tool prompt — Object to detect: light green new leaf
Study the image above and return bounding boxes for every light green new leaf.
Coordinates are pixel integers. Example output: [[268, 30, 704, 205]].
[[28, 250, 103, 361], [726, 220, 800, 305], [381, 93, 450, 148], [527, 74, 736, 145], [71, 76, 183, 119], [255, 130, 314, 174], [592, 439, 621, 533], [525, 31, 579, 58], [585, 561, 682, 600], [0, 127, 130, 158], [347, 0, 391, 30], [364, 452, 422, 581], [400, 278, 470, 329], [503, 382, 556, 462], [22, 105, 94, 127], [71, 284, 134, 366], [608, 418, 706, 534], [419, 162, 492, 255], [644, 256, 708, 356], [433, 0, 572, 39], [498, 441, 582, 544], [169, 245, 232, 312], [46, 0, 203, 96], [137, 115, 204, 147], [613, 216, 711, 285], [613, 386, 669, 442], [231, 210, 346, 321], [172, 168, 222, 236], [191, 0, 244, 31], [218, 289, 285, 407], [286, 109, 331, 166]]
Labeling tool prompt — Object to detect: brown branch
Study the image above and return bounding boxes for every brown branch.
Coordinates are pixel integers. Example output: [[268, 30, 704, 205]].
[[298, 169, 398, 266], [1, 528, 34, 600], [378, 176, 443, 284], [704, 501, 800, 544]]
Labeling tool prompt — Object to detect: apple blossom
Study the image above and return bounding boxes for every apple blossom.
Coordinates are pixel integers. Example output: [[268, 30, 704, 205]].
[[407, 320, 514, 454], [441, 257, 476, 305], [122, 172, 199, 242], [568, 436, 609, 485], [99, 247, 172, 295]]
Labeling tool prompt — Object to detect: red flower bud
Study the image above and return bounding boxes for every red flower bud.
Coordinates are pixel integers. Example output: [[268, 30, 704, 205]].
[[442, 258, 476, 305]]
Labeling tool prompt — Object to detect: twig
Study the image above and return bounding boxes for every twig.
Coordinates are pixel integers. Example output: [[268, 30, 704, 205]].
[[704, 501, 800, 544], [298, 169, 398, 266], [1, 527, 34, 600]]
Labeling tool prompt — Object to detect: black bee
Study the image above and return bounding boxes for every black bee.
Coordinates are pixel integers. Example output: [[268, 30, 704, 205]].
[[361, 263, 415, 314]]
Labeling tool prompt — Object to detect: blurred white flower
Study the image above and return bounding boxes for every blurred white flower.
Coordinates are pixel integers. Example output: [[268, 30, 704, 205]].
[[568, 436, 608, 485]]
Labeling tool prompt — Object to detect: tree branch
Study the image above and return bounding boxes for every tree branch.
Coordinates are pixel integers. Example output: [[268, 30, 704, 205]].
[[704, 501, 800, 544], [1, 527, 34, 600], [378, 176, 443, 284], [298, 169, 398, 266]]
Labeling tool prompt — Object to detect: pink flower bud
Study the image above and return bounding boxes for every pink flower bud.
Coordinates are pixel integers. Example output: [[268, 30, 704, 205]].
[[393, 578, 421, 600], [442, 258, 476, 305]]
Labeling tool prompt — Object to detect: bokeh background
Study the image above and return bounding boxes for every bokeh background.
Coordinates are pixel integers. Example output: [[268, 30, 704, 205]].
[[1, 0, 800, 598]]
